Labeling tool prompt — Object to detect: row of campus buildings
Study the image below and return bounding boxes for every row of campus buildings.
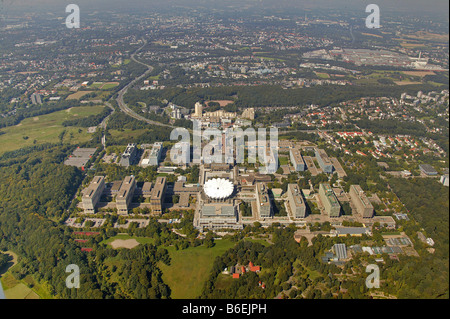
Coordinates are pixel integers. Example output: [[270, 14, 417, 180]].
[[81, 175, 167, 214], [290, 147, 334, 173]]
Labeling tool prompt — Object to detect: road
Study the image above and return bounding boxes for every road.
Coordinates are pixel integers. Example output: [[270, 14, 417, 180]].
[[116, 41, 176, 129]]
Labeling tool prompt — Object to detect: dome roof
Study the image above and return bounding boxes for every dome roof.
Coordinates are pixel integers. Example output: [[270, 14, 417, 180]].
[[204, 178, 234, 200]]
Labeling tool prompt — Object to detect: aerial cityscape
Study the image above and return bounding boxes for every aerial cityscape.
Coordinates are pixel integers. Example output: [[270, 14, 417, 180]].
[[0, 0, 448, 306]]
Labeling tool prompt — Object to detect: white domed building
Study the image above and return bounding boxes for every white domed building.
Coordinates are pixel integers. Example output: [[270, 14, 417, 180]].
[[203, 178, 234, 202]]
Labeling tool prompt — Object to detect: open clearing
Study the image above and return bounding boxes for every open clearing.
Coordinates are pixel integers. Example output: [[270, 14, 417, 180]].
[[158, 239, 236, 299], [66, 90, 94, 100], [110, 239, 140, 249], [0, 105, 104, 156]]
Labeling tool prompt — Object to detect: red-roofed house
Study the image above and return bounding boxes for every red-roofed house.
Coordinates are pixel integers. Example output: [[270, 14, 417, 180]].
[[232, 273, 240, 279]]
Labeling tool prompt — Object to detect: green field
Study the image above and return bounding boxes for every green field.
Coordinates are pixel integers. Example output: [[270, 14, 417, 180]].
[[0, 105, 104, 155], [279, 156, 289, 166], [158, 239, 236, 299]]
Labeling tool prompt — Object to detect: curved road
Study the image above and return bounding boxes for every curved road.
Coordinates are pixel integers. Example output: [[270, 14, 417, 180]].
[[116, 41, 176, 129]]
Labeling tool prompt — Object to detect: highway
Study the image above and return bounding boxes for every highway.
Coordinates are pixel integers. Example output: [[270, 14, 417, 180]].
[[115, 40, 176, 129]]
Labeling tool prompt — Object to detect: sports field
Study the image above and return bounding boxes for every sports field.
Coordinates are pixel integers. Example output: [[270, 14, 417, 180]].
[[0, 105, 105, 156]]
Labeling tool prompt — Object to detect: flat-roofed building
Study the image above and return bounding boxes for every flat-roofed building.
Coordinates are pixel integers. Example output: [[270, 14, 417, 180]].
[[290, 149, 305, 171], [120, 143, 138, 167], [82, 176, 105, 213], [150, 176, 167, 214], [349, 185, 374, 218], [170, 141, 190, 165], [287, 184, 306, 218], [315, 148, 334, 174], [116, 176, 136, 214], [147, 142, 163, 166], [332, 243, 347, 260], [319, 183, 341, 217], [256, 183, 272, 218], [197, 204, 242, 230], [419, 164, 438, 176], [141, 182, 153, 196]]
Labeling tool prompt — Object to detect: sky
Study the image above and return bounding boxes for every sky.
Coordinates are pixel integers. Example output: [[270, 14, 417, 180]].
[[3, 0, 449, 17]]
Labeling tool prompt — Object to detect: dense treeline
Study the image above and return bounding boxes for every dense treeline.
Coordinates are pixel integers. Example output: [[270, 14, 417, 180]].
[[105, 112, 172, 145], [0, 145, 175, 299], [125, 83, 436, 109], [355, 118, 427, 137], [388, 177, 449, 259], [62, 107, 112, 128]]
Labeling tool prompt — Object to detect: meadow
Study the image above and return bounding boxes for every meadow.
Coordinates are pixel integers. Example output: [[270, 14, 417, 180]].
[[0, 105, 105, 155]]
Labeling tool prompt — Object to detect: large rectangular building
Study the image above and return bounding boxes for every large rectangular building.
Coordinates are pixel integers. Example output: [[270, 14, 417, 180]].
[[82, 176, 105, 213], [290, 149, 306, 171], [170, 141, 190, 165], [256, 183, 272, 218], [287, 184, 307, 218], [419, 164, 438, 176], [120, 143, 138, 167], [150, 176, 167, 214], [349, 185, 374, 218], [147, 142, 163, 166], [197, 204, 242, 230], [116, 176, 136, 214], [319, 183, 341, 217], [315, 148, 334, 174]]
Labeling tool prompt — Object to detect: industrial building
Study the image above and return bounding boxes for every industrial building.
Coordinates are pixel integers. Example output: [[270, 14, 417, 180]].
[[64, 147, 97, 168], [150, 176, 167, 214], [120, 143, 138, 167], [82, 176, 106, 213], [256, 183, 272, 218], [349, 185, 374, 218], [287, 184, 307, 218], [419, 164, 438, 176], [319, 183, 341, 217], [290, 149, 306, 172], [116, 176, 136, 214], [315, 148, 334, 174], [332, 243, 347, 260]]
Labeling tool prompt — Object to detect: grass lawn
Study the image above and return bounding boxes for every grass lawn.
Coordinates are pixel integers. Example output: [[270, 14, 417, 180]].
[[279, 156, 289, 166], [158, 239, 236, 299], [4, 283, 39, 299], [0, 105, 105, 156]]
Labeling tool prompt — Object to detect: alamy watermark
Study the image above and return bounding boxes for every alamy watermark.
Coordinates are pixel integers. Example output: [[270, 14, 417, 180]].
[[66, 264, 80, 289], [66, 4, 80, 29], [366, 4, 380, 29], [365, 264, 380, 289], [169, 120, 279, 174]]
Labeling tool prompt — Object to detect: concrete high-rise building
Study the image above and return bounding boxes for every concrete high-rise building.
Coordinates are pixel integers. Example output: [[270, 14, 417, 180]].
[[170, 141, 190, 165], [194, 102, 203, 118], [256, 183, 272, 218], [241, 108, 255, 120], [120, 143, 138, 167], [287, 184, 306, 218], [147, 142, 163, 166], [319, 183, 341, 217], [116, 176, 136, 214], [315, 148, 334, 174], [150, 176, 167, 214], [349, 185, 374, 218], [82, 176, 105, 213], [290, 149, 305, 171]]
